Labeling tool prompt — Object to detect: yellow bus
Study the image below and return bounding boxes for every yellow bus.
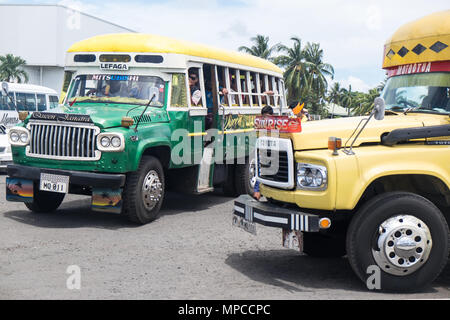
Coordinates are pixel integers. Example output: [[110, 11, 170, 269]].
[[233, 10, 450, 291]]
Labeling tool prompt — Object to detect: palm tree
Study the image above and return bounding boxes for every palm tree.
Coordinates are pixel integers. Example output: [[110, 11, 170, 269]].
[[303, 42, 334, 97], [340, 85, 355, 116], [328, 82, 343, 105], [352, 88, 381, 116], [238, 35, 280, 62], [0, 54, 29, 83], [275, 37, 312, 101]]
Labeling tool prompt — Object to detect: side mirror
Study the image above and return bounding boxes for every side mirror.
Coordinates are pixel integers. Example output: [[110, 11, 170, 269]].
[[148, 87, 160, 103], [1, 82, 8, 96], [373, 97, 385, 121]]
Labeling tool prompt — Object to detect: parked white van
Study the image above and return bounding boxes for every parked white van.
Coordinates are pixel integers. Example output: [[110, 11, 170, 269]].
[[0, 83, 59, 171], [0, 83, 59, 128]]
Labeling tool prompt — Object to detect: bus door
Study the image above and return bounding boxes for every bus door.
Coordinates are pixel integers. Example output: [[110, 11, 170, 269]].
[[186, 64, 212, 193]]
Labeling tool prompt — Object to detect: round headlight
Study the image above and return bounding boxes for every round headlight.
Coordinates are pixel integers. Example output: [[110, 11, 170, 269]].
[[10, 132, 20, 142], [111, 136, 121, 148], [100, 136, 111, 148], [312, 169, 323, 186], [297, 163, 327, 190], [19, 132, 28, 143]]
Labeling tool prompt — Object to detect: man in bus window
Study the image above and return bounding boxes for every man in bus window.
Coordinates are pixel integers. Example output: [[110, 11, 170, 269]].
[[189, 71, 202, 106]]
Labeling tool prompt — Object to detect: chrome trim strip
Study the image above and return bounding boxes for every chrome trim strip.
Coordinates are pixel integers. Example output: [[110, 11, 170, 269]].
[[25, 147, 102, 161]]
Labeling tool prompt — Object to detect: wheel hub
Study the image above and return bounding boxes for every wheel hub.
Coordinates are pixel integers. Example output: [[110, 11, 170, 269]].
[[372, 215, 432, 276], [141, 170, 163, 211]]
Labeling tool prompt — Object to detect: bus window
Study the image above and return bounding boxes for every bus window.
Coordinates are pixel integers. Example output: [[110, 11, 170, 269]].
[[60, 71, 73, 104], [217, 66, 227, 106], [36, 94, 47, 111], [0, 95, 14, 111], [239, 70, 250, 106], [268, 76, 275, 106], [49, 95, 59, 109], [188, 67, 203, 107], [203, 64, 214, 111], [171, 74, 187, 107], [249, 72, 258, 106], [226, 68, 239, 106], [16, 92, 36, 111]]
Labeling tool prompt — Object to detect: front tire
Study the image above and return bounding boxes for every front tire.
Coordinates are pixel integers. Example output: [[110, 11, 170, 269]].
[[234, 157, 256, 196], [122, 156, 165, 224], [346, 192, 449, 292], [25, 188, 65, 213]]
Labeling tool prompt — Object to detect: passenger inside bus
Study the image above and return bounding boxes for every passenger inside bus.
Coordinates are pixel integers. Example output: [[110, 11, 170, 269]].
[[103, 80, 121, 97], [188, 69, 202, 106]]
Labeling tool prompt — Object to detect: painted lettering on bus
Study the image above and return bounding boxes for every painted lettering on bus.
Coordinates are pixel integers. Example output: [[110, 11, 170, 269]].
[[92, 74, 139, 81], [254, 116, 302, 133], [100, 63, 129, 71]]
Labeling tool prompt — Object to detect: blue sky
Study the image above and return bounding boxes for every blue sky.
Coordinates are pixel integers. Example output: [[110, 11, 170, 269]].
[[3, 0, 450, 92]]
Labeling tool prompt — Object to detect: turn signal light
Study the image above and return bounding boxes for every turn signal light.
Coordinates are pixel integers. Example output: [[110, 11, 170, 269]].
[[328, 137, 342, 156], [319, 218, 331, 229], [121, 116, 134, 128]]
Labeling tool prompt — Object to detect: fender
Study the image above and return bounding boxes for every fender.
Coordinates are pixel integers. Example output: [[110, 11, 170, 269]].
[[133, 137, 172, 171], [335, 145, 450, 210]]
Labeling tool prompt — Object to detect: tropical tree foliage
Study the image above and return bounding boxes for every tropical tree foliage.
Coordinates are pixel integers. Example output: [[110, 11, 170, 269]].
[[238, 35, 280, 62], [271, 37, 334, 116], [0, 54, 29, 83], [239, 35, 385, 117]]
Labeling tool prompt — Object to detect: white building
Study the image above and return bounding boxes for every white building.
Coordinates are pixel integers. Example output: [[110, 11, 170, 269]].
[[0, 4, 135, 93], [325, 102, 352, 117]]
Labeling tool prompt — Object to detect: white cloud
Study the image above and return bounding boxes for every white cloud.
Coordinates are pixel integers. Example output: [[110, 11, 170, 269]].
[[42, 0, 450, 86]]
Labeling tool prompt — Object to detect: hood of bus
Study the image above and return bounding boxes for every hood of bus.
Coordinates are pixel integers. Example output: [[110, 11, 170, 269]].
[[39, 104, 169, 129], [284, 113, 450, 151]]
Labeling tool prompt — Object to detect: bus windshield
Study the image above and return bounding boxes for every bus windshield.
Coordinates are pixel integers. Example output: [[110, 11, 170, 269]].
[[382, 72, 450, 115], [66, 74, 165, 107]]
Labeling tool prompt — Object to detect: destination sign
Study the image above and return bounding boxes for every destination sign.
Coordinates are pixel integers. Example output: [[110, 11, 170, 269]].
[[30, 112, 93, 123], [100, 63, 129, 71], [254, 116, 302, 133], [386, 61, 450, 77]]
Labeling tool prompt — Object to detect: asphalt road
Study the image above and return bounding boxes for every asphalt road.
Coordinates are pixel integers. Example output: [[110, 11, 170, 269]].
[[0, 175, 448, 300]]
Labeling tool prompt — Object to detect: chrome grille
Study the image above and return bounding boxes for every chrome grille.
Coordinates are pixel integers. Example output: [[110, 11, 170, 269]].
[[258, 150, 289, 183], [255, 137, 295, 189], [27, 122, 100, 160]]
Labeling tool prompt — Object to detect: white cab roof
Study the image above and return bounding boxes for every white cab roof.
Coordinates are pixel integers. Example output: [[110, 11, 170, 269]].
[[3, 82, 58, 95]]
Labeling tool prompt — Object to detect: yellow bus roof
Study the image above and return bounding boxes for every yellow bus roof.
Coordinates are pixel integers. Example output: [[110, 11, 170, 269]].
[[67, 33, 283, 74], [383, 10, 450, 69]]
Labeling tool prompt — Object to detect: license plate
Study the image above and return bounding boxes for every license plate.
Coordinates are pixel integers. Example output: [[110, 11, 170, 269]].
[[232, 214, 256, 235], [282, 229, 303, 252], [40, 173, 69, 194]]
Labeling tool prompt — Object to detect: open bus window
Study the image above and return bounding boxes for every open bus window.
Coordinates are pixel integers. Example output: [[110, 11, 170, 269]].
[[188, 67, 203, 107], [239, 70, 250, 105], [66, 74, 165, 107]]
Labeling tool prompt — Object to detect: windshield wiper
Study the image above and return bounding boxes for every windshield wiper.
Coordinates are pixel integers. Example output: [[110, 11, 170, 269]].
[[134, 93, 156, 132], [404, 107, 435, 114]]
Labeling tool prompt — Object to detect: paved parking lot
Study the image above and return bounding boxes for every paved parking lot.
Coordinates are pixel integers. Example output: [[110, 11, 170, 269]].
[[0, 175, 448, 299]]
